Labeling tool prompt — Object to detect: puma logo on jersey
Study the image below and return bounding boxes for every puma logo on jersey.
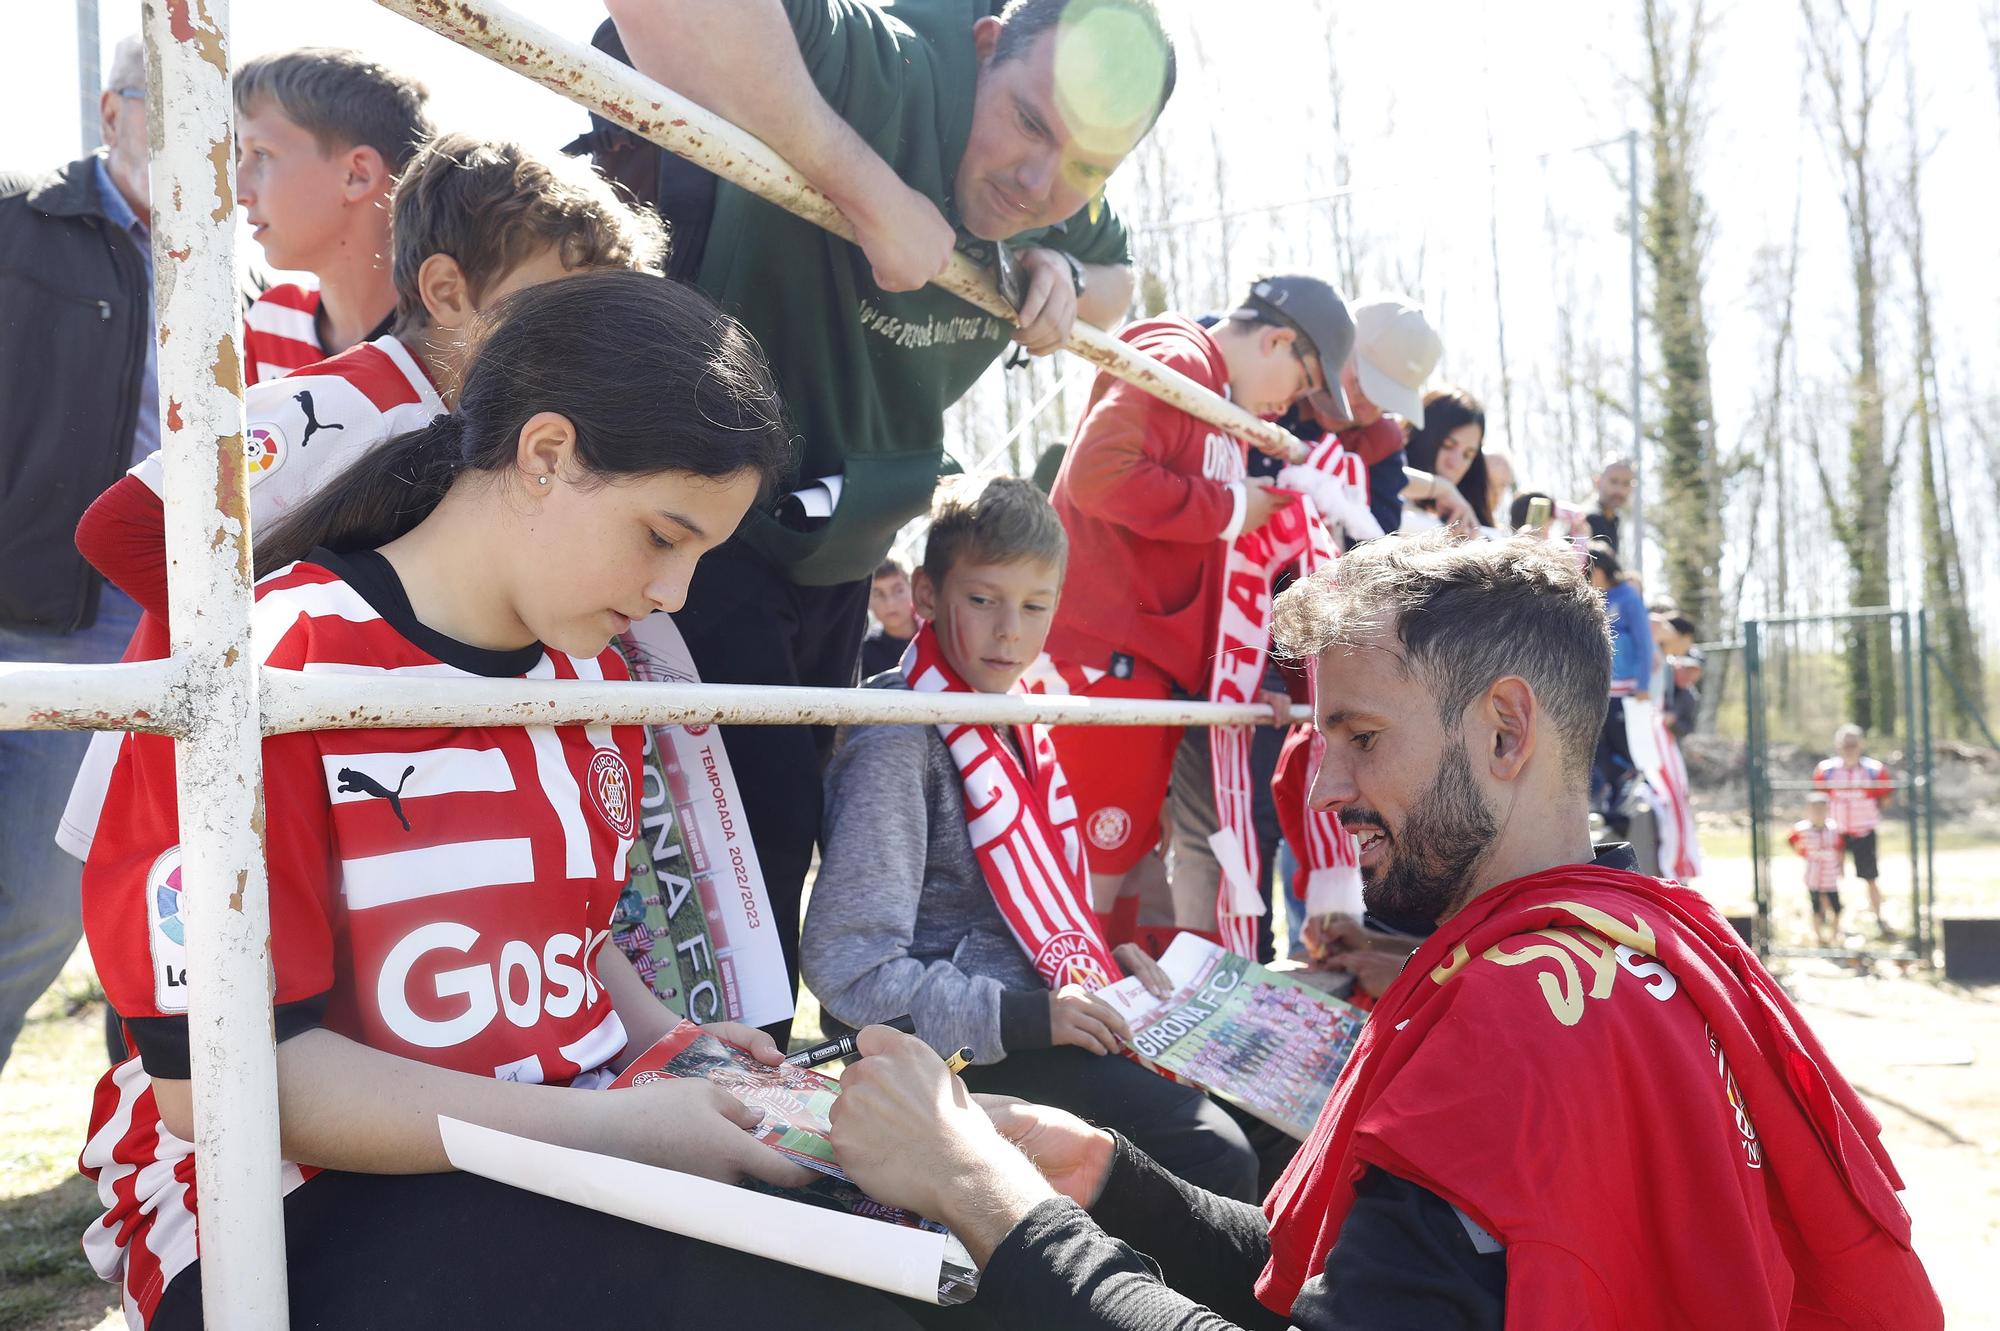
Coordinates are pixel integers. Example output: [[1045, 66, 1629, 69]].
[[294, 390, 344, 447], [337, 764, 416, 831]]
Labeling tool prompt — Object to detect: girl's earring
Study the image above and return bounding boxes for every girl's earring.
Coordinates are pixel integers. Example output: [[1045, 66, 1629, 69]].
[[537, 474, 550, 486]]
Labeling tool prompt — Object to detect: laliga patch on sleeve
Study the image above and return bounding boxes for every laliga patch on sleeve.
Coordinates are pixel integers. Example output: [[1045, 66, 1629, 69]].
[[145, 846, 191, 1013], [244, 420, 287, 486]]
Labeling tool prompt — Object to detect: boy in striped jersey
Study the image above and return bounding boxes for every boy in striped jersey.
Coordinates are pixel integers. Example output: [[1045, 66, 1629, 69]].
[[235, 49, 433, 384], [60, 134, 667, 863], [802, 477, 1261, 1202]]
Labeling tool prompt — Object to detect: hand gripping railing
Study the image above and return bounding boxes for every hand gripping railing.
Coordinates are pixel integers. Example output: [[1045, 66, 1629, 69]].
[[370, 0, 1311, 465]]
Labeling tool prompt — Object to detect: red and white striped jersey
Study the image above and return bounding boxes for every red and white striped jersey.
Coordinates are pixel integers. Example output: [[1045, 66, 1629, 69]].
[[62, 337, 445, 863], [1789, 820, 1845, 892], [135, 333, 444, 522], [1813, 757, 1891, 836], [79, 554, 640, 1328], [243, 281, 326, 386]]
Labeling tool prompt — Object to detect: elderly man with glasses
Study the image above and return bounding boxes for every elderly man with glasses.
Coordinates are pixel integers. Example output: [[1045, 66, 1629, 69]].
[[0, 35, 156, 1073]]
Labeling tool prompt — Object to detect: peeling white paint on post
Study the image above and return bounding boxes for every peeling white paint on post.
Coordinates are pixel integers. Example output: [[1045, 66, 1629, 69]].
[[144, 1, 290, 1324], [370, 0, 1305, 464], [261, 670, 1310, 735]]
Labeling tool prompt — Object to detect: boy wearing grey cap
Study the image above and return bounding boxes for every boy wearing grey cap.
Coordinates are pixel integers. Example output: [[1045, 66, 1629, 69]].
[[1042, 275, 1354, 951]]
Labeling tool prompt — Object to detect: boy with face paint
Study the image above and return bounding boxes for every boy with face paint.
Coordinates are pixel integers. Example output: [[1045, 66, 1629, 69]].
[[802, 477, 1260, 1201]]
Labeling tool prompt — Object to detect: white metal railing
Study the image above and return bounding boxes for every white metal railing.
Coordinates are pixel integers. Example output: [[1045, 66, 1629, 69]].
[[0, 4, 1323, 1324]]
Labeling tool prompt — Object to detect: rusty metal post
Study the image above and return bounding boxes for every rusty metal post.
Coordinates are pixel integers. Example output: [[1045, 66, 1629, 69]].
[[371, 0, 1307, 464], [144, 0, 290, 1323]]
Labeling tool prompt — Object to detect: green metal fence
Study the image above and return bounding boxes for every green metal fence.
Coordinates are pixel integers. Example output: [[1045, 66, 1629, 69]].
[[1739, 608, 1938, 965]]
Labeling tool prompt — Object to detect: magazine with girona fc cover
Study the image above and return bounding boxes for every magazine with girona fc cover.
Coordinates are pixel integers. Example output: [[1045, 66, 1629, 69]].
[[612, 1023, 979, 1303], [1098, 933, 1367, 1139]]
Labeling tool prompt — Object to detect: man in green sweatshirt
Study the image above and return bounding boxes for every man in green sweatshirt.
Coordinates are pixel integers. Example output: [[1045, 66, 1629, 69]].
[[604, 0, 1176, 1034]]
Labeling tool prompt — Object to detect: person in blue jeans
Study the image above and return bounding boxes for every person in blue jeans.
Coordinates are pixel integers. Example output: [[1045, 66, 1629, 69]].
[[0, 35, 156, 1072]]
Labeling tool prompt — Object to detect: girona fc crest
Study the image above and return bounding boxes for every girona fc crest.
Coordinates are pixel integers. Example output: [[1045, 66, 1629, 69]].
[[1086, 806, 1131, 851], [1033, 932, 1113, 991], [587, 748, 635, 838], [1057, 953, 1113, 989]]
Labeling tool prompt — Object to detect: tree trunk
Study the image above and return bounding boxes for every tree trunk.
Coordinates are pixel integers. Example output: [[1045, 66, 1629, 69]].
[[1903, 48, 1986, 737], [1639, 0, 1722, 630], [1802, 0, 1897, 735]]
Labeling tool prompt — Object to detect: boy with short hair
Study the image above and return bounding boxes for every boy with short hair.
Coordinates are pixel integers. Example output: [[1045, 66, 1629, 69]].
[[802, 476, 1260, 1201], [1790, 793, 1846, 948], [1815, 724, 1895, 933], [859, 557, 917, 678], [234, 48, 434, 383], [62, 133, 666, 860]]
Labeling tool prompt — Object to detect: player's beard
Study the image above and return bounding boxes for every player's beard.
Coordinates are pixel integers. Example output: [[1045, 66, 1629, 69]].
[[1353, 738, 1496, 927]]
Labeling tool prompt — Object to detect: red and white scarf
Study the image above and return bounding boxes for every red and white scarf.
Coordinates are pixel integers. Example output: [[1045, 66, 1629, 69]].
[[902, 624, 1123, 991], [1206, 491, 1345, 956]]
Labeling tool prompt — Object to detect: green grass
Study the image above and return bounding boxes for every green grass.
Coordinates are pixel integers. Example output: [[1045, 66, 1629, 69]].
[[0, 955, 119, 1331]]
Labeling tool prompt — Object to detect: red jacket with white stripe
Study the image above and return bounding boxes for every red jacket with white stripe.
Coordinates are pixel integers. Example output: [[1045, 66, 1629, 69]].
[[1046, 315, 1247, 695], [79, 553, 641, 1327]]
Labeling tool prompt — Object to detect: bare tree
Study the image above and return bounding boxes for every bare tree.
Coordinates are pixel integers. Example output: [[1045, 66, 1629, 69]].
[[1900, 42, 1986, 736], [1800, 0, 1898, 735], [1639, 0, 1723, 632]]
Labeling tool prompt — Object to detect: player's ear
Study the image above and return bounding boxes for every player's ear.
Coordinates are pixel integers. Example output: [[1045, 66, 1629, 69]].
[[911, 567, 939, 621], [1483, 675, 1535, 783], [416, 253, 472, 329]]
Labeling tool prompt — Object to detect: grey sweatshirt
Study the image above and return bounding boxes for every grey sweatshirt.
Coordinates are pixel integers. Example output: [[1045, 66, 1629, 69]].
[[801, 677, 1053, 1065]]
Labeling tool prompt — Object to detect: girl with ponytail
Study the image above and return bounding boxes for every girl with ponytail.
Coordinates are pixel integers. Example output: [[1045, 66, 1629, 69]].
[[76, 271, 939, 1328]]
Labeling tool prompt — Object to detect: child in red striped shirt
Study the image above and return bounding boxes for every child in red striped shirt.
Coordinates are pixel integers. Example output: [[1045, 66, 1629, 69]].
[[234, 49, 433, 383], [1789, 793, 1846, 948], [62, 134, 667, 864], [74, 272, 940, 1331]]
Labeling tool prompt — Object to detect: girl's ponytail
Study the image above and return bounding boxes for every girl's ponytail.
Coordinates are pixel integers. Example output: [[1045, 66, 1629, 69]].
[[255, 414, 466, 578]]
